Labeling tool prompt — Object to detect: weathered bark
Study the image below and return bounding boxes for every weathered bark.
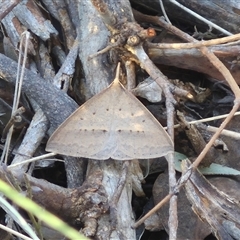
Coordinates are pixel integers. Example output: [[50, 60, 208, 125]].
[[1, 1, 240, 239], [78, 1, 138, 239], [0, 0, 20, 21], [131, 0, 240, 34], [148, 44, 240, 84], [0, 53, 78, 132]]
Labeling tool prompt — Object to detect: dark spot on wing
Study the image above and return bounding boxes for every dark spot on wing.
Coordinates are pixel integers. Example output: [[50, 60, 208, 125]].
[[142, 119, 145, 122], [80, 118, 83, 120], [118, 130, 122, 132], [103, 130, 107, 133], [119, 108, 122, 111], [131, 113, 134, 116], [106, 108, 109, 111], [92, 112, 96, 115]]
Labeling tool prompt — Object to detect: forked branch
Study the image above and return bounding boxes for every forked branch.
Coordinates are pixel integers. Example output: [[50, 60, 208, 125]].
[[133, 9, 240, 230]]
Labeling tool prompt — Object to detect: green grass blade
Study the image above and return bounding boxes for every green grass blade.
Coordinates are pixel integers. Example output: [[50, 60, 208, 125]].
[[0, 179, 89, 240]]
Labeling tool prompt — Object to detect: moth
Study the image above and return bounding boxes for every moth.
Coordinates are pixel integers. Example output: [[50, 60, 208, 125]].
[[46, 64, 173, 160]]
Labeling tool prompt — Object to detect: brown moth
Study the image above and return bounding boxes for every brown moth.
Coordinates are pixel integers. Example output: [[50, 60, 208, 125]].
[[46, 64, 173, 160]]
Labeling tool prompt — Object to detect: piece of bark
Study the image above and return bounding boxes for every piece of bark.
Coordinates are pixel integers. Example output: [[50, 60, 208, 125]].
[[0, 53, 78, 133], [182, 159, 240, 239], [0, 165, 108, 237], [87, 160, 136, 240], [52, 36, 79, 90], [78, 0, 114, 101], [1, 12, 36, 57], [152, 171, 211, 239], [0, 0, 20, 21], [64, 0, 80, 31], [41, 0, 76, 49], [11, 103, 48, 172], [35, 41, 56, 81], [177, 111, 214, 167], [64, 156, 88, 188], [77, 1, 149, 239], [0, 53, 82, 186], [148, 44, 240, 84], [12, 0, 58, 41], [132, 0, 240, 34]]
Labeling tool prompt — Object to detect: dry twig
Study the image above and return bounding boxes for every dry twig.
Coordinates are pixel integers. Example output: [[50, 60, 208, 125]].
[[133, 10, 240, 230]]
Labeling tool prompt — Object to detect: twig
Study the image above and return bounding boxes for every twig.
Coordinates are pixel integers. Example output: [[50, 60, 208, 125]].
[[88, 41, 119, 59], [149, 33, 240, 49], [192, 103, 240, 169], [206, 126, 240, 140], [133, 166, 192, 228], [169, 111, 240, 129], [10, 102, 49, 172], [1, 106, 25, 142], [168, 111, 240, 139], [1, 31, 30, 163], [0, 196, 40, 240], [133, 192, 172, 228], [169, 0, 232, 36], [165, 152, 177, 239], [133, 9, 236, 45], [0, 223, 34, 240], [159, 0, 171, 24], [125, 61, 136, 90], [110, 161, 130, 224], [133, 12, 240, 232], [53, 35, 79, 91], [200, 47, 240, 98], [8, 153, 58, 169], [126, 44, 177, 239]]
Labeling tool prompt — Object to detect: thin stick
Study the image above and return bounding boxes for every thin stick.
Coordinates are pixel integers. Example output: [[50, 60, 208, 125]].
[[127, 43, 178, 240], [201, 47, 240, 99], [1, 107, 25, 142], [88, 42, 119, 59], [206, 126, 240, 140], [1, 31, 30, 163], [133, 193, 172, 228], [192, 103, 240, 169], [8, 152, 58, 169], [159, 0, 171, 24], [125, 60, 136, 90], [133, 10, 240, 49], [134, 104, 240, 228], [0, 195, 40, 240], [133, 165, 192, 228], [169, 0, 232, 36], [151, 33, 240, 49], [133, 12, 240, 230], [167, 111, 240, 129], [0, 223, 34, 240]]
